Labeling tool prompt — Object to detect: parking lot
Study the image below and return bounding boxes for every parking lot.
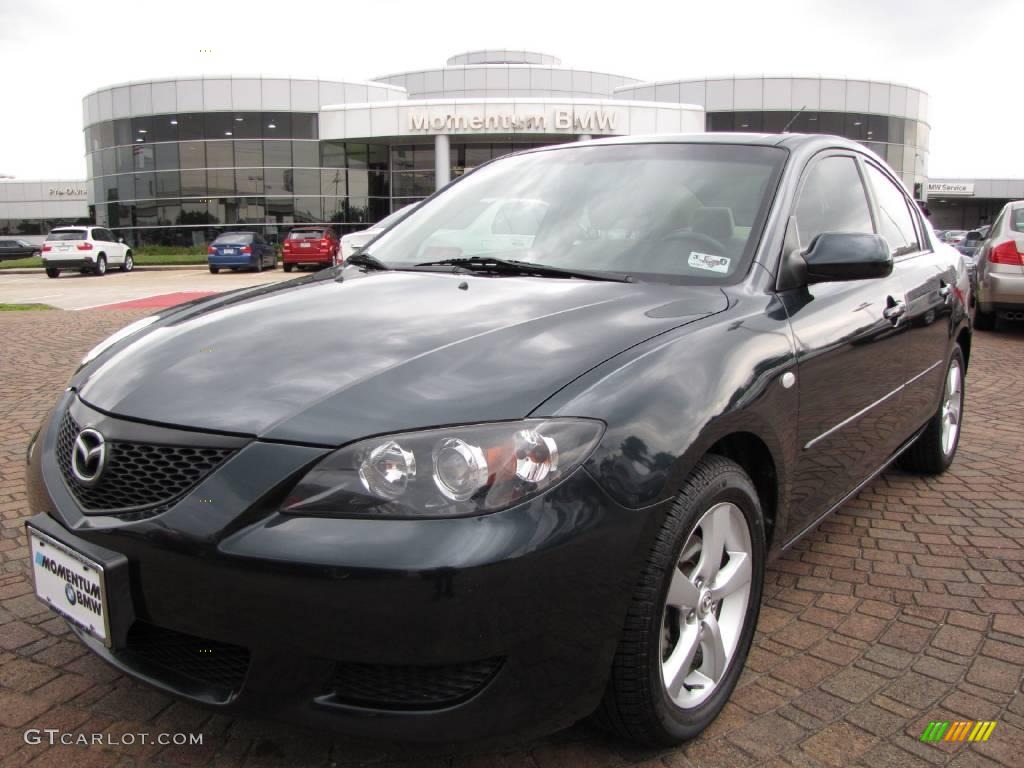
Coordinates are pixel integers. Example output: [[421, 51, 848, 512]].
[[0, 304, 1022, 766], [0, 267, 292, 310]]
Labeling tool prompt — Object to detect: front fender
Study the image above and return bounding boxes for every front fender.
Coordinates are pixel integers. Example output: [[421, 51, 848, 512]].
[[533, 290, 798, 536]]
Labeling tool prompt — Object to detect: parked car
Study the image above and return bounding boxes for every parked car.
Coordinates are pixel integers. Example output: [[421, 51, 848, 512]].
[[339, 203, 420, 261], [0, 238, 41, 260], [25, 134, 970, 747], [415, 197, 549, 261], [207, 232, 276, 273], [956, 230, 986, 259], [942, 229, 968, 245], [281, 227, 339, 272], [973, 200, 1024, 329], [41, 227, 133, 278]]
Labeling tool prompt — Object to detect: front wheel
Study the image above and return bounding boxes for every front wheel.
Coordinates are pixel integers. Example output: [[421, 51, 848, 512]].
[[898, 346, 965, 474], [120, 252, 134, 272], [597, 455, 765, 746], [94, 255, 107, 276]]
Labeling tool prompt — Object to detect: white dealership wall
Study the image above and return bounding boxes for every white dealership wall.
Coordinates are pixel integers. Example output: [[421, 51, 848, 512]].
[[0, 180, 90, 240]]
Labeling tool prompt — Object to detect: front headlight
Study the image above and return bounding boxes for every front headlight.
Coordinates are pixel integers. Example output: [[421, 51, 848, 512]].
[[79, 315, 160, 369], [282, 418, 604, 518]]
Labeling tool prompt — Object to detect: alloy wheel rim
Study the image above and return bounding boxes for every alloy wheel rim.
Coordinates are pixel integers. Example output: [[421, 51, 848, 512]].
[[660, 501, 752, 709], [126, 256, 133, 271], [97, 259, 105, 274], [941, 360, 962, 456]]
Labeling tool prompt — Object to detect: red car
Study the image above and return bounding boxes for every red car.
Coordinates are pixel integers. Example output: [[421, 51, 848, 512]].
[[281, 227, 339, 272]]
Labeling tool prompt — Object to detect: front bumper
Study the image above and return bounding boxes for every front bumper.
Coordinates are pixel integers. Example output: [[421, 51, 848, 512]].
[[26, 394, 658, 742]]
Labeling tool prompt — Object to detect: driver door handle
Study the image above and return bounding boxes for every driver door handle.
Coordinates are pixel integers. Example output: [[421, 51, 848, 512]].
[[883, 297, 907, 322]]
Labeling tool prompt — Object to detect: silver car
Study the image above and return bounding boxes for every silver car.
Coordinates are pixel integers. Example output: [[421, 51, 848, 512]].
[[974, 201, 1024, 329]]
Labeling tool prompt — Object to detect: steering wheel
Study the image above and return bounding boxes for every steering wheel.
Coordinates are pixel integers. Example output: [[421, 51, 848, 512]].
[[658, 229, 727, 254]]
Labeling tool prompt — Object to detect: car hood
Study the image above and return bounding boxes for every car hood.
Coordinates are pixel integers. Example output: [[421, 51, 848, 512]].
[[77, 270, 727, 446]]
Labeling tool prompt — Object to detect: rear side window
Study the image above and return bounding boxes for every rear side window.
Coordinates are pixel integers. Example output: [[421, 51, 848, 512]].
[[46, 230, 87, 241], [287, 230, 325, 240], [865, 164, 920, 256], [794, 156, 873, 249], [1012, 207, 1024, 233]]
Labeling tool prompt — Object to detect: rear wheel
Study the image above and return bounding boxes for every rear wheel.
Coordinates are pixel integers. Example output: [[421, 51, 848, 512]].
[[94, 255, 107, 276], [283, 264, 293, 273], [899, 346, 965, 474], [597, 455, 765, 746], [209, 266, 219, 274], [120, 252, 134, 272], [45, 267, 59, 278], [254, 256, 263, 273]]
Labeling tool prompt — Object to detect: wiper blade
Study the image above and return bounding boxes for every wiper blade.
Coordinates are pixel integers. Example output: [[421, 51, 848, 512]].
[[412, 256, 631, 283], [345, 252, 389, 270]]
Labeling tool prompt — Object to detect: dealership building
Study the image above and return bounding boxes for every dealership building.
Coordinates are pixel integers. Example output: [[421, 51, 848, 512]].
[[0, 49, 1019, 244]]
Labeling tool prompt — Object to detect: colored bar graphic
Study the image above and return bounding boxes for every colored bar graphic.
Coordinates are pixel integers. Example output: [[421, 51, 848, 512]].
[[921, 721, 996, 742]]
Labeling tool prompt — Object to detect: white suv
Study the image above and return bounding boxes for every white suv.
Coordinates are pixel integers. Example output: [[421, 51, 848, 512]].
[[42, 226, 133, 278]]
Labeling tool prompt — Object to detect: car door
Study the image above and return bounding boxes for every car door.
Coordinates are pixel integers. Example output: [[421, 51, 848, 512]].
[[783, 153, 910, 536], [863, 161, 954, 433]]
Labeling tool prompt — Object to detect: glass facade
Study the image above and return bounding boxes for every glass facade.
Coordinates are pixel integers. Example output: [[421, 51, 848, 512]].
[[85, 110, 565, 246], [0, 216, 91, 237], [706, 110, 929, 194]]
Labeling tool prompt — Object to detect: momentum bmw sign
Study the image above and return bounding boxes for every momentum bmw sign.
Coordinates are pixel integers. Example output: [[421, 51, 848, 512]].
[[408, 108, 618, 133]]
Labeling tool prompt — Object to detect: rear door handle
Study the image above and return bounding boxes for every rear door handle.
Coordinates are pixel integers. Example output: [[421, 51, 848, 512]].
[[883, 297, 907, 322]]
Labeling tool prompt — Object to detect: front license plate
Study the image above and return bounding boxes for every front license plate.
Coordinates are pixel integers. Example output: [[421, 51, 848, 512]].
[[29, 527, 110, 646]]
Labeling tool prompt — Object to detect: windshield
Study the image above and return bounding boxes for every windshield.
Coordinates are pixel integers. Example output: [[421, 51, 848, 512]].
[[213, 233, 254, 244], [287, 230, 326, 240], [46, 230, 87, 241], [368, 143, 786, 282]]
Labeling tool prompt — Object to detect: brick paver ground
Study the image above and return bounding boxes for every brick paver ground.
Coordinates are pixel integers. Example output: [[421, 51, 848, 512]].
[[1, 309, 1022, 767]]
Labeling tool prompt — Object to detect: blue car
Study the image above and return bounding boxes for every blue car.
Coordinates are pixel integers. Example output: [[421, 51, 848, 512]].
[[207, 232, 276, 273]]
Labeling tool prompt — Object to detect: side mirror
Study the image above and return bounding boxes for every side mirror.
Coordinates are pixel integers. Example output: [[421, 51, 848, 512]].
[[118, 237, 125, 243], [802, 233, 892, 283]]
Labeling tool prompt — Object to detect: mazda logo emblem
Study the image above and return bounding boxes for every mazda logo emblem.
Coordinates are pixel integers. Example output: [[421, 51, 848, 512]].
[[71, 428, 107, 487]]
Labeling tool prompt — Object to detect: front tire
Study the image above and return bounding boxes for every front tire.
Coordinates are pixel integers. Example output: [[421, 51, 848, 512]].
[[120, 252, 134, 272], [597, 455, 765, 746], [898, 346, 965, 475]]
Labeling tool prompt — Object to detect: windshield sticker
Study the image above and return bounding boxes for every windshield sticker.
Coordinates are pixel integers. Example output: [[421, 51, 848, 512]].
[[688, 251, 731, 274]]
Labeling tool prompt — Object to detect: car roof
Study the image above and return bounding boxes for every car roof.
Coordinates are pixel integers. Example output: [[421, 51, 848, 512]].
[[520, 132, 883, 169]]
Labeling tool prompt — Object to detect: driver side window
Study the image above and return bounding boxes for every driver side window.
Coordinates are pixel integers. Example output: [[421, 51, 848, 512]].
[[795, 156, 873, 249]]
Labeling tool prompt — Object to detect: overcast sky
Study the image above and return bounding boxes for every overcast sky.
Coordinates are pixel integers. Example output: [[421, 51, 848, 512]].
[[0, 0, 1013, 180]]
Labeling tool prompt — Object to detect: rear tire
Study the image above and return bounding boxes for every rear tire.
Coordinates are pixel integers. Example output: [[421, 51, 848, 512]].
[[283, 264, 293, 273], [974, 308, 995, 331], [898, 346, 965, 475], [45, 268, 59, 278], [209, 266, 219, 274], [596, 455, 765, 746], [254, 256, 263, 273], [94, 255, 107, 276]]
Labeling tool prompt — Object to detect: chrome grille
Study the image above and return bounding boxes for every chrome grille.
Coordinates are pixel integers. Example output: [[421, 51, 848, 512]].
[[56, 410, 234, 517]]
